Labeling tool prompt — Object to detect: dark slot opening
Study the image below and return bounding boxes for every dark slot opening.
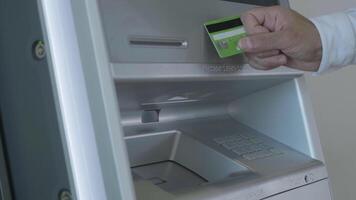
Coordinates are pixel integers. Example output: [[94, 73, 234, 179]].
[[221, 0, 279, 6], [129, 37, 188, 48], [141, 109, 161, 123]]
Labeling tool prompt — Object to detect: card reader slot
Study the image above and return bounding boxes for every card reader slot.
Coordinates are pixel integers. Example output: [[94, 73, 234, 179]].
[[129, 37, 188, 48], [221, 0, 279, 6]]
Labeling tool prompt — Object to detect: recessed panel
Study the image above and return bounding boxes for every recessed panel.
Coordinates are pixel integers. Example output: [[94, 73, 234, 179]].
[[97, 0, 284, 63]]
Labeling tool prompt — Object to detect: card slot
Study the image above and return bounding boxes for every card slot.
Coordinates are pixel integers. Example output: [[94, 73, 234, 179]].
[[129, 37, 188, 48]]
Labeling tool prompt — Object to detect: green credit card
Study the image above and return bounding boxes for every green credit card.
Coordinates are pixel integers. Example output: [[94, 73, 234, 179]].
[[205, 16, 246, 58]]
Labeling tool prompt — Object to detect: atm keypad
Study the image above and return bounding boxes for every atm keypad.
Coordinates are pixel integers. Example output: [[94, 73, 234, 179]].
[[214, 134, 283, 161]]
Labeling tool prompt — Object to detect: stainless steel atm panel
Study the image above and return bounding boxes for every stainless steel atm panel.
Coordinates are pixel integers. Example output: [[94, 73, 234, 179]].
[[34, 0, 334, 200]]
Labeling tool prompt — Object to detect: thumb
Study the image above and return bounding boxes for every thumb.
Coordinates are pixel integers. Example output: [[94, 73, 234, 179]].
[[239, 31, 287, 53]]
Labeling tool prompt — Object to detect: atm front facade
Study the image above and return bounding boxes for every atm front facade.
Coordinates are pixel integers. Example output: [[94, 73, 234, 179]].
[[0, 0, 333, 200]]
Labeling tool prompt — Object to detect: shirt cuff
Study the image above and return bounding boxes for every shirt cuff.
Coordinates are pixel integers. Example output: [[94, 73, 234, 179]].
[[311, 12, 356, 74]]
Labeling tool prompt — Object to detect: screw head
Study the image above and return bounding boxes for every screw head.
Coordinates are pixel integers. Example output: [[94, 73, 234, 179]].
[[32, 40, 46, 60], [59, 189, 72, 200]]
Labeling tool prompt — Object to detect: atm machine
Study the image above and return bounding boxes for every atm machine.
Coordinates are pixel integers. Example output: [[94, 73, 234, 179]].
[[0, 0, 333, 199]]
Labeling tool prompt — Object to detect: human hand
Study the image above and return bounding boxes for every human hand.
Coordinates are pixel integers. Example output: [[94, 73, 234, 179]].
[[239, 6, 322, 72]]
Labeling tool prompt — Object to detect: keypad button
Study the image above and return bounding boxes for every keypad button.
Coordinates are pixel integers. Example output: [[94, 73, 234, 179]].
[[270, 148, 284, 155], [243, 150, 274, 161], [214, 135, 236, 144], [214, 134, 282, 160]]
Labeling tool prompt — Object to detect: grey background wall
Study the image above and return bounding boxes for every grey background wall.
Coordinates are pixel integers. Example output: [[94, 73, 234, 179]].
[[289, 1, 356, 200]]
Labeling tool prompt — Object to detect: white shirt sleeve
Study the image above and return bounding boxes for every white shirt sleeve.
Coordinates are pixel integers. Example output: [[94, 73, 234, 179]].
[[311, 9, 356, 74]]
